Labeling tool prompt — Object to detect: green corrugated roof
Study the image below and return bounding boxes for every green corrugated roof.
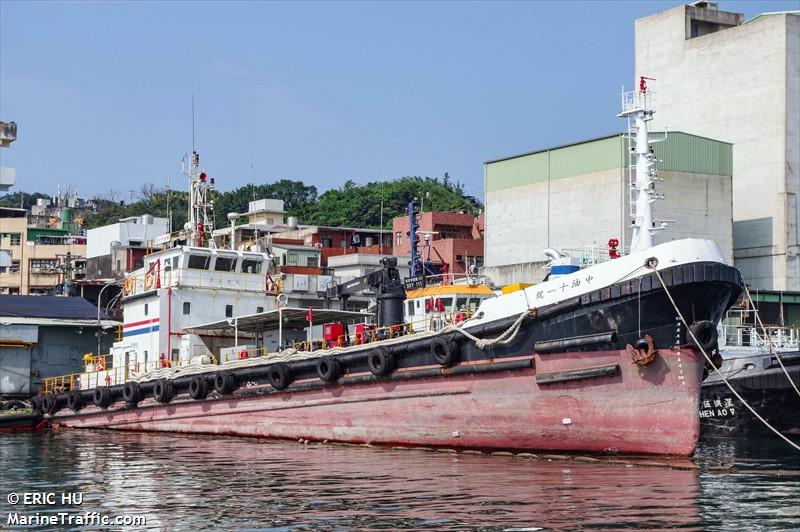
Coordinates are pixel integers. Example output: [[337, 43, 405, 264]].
[[26, 227, 69, 241], [485, 131, 732, 193]]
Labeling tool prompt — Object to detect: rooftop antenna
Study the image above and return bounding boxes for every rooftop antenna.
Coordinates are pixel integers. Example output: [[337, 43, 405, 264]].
[[182, 95, 216, 248], [192, 93, 196, 152], [619, 76, 666, 253]]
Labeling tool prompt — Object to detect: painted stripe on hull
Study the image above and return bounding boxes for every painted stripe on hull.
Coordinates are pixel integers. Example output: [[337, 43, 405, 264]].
[[123, 325, 159, 338]]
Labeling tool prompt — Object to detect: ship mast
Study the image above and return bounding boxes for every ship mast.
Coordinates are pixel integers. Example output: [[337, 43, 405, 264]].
[[182, 151, 215, 248], [619, 77, 664, 253]]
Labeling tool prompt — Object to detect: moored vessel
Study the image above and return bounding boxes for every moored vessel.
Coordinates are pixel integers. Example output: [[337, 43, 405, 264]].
[[39, 85, 743, 456]]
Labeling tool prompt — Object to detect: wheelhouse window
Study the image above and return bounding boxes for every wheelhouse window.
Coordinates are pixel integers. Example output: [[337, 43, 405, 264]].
[[187, 255, 210, 270], [183, 302, 191, 315], [214, 256, 237, 272], [225, 304, 233, 318], [241, 258, 262, 274]]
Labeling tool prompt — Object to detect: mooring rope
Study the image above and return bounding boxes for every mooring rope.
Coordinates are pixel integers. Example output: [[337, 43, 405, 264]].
[[651, 265, 800, 451], [443, 309, 531, 349], [741, 283, 800, 400]]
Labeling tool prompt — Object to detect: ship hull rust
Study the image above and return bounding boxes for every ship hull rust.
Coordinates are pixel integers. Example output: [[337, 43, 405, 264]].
[[51, 346, 703, 456]]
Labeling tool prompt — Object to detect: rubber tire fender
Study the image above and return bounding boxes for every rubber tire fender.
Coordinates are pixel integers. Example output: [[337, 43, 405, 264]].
[[368, 348, 395, 377], [93, 387, 112, 409], [268, 363, 294, 391], [189, 375, 209, 400], [689, 320, 718, 353], [431, 338, 459, 367], [44, 394, 60, 415], [316, 357, 342, 383], [67, 390, 83, 412], [153, 379, 174, 404], [31, 396, 44, 415], [214, 372, 237, 395], [123, 381, 143, 405]]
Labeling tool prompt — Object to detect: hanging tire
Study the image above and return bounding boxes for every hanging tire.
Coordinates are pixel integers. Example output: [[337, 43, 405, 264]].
[[268, 363, 294, 391], [153, 379, 174, 404], [123, 381, 143, 405], [431, 339, 459, 367], [689, 320, 718, 353], [189, 375, 209, 400], [93, 387, 112, 408], [67, 389, 83, 412], [43, 394, 59, 415], [368, 349, 394, 377], [316, 357, 341, 383], [214, 372, 237, 395], [31, 396, 44, 415]]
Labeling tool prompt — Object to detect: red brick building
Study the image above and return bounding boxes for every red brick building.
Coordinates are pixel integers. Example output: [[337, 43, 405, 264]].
[[392, 211, 484, 275]]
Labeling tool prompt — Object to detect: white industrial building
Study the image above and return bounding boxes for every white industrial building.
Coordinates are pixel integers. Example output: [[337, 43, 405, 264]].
[[635, 2, 799, 291], [483, 132, 733, 286]]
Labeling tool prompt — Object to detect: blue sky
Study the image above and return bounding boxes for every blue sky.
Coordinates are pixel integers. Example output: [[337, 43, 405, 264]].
[[1, 0, 797, 201]]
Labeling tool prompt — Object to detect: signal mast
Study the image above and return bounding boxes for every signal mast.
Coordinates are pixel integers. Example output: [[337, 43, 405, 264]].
[[182, 151, 216, 248], [619, 76, 667, 253]]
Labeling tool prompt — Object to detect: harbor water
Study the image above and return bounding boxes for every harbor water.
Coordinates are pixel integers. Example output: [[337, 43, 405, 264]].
[[1, 431, 798, 530]]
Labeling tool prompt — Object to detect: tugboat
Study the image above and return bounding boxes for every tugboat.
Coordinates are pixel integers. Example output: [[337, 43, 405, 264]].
[[700, 307, 800, 440], [40, 86, 743, 456]]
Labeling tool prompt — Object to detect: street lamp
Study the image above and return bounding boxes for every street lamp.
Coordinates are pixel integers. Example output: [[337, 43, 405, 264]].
[[97, 280, 118, 355]]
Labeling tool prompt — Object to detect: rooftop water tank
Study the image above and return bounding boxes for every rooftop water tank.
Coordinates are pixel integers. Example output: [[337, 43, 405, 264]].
[[287, 216, 298, 229]]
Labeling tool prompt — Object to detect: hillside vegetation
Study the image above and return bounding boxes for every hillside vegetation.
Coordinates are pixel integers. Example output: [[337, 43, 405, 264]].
[[1, 175, 482, 232]]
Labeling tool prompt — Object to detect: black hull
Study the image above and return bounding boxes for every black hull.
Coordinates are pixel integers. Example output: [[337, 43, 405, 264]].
[[700, 351, 800, 440]]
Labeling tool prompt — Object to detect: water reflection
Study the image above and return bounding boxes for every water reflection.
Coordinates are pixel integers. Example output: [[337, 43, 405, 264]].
[[0, 431, 796, 531]]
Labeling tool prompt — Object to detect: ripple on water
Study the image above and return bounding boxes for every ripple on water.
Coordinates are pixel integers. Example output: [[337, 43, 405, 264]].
[[0, 431, 797, 531]]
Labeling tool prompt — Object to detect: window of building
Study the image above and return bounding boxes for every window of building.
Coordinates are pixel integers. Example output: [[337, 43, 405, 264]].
[[187, 255, 210, 270], [321, 236, 332, 248], [183, 302, 191, 315], [144, 303, 149, 315], [214, 257, 236, 272], [267, 217, 274, 225], [340, 239, 347, 248], [30, 259, 58, 272], [287, 253, 299, 266], [129, 240, 142, 247], [306, 256, 319, 268], [116, 259, 122, 272], [256, 306, 264, 314], [10, 260, 20, 273], [8, 287, 19, 295], [10, 233, 21, 246], [241, 258, 262, 274], [225, 304, 233, 318], [396, 232, 402, 246], [456, 255, 464, 263]]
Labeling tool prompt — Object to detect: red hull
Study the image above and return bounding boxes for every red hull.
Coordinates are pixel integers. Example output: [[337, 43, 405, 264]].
[[51, 347, 703, 455]]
